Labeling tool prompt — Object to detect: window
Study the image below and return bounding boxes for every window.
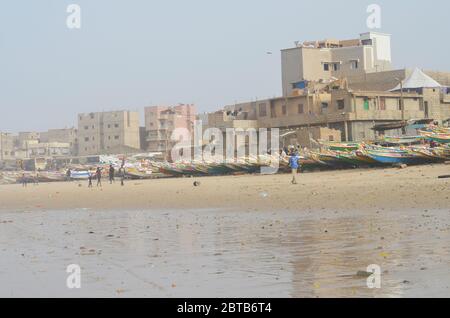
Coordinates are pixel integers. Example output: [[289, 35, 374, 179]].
[[92, 125, 95, 129], [84, 137, 89, 142], [350, 60, 359, 70], [419, 101, 424, 111], [298, 104, 304, 114], [84, 126, 89, 130], [107, 124, 111, 128], [337, 99, 345, 110], [323, 63, 329, 71], [329, 135, 334, 142], [321, 102, 329, 108], [270, 104, 276, 118], [363, 98, 370, 110], [333, 63, 340, 71], [282, 105, 287, 115], [380, 97, 386, 110], [92, 137, 95, 141], [114, 136, 119, 140], [397, 99, 402, 111], [114, 124, 119, 128], [259, 103, 267, 117]]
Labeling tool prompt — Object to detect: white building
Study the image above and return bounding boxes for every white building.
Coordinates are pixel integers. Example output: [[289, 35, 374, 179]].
[[281, 32, 392, 96]]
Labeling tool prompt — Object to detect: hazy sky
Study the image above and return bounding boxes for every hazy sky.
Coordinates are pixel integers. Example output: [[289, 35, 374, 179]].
[[1, 0, 449, 132]]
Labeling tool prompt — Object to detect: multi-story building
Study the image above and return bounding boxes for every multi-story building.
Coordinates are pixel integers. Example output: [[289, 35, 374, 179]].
[[282, 32, 392, 96], [77, 111, 141, 156], [0, 132, 15, 160], [212, 72, 450, 144], [17, 132, 40, 150], [145, 104, 196, 154], [40, 128, 78, 156], [27, 142, 71, 158]]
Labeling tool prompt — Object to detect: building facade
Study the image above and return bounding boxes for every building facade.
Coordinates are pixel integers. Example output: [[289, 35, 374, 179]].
[[281, 32, 392, 96], [145, 104, 196, 154], [40, 128, 78, 156], [0, 132, 15, 160], [77, 111, 140, 156], [211, 83, 450, 144]]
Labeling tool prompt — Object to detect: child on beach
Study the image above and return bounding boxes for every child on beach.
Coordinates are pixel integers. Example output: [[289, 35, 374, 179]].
[[88, 172, 93, 188], [96, 167, 102, 187], [289, 151, 300, 185], [109, 165, 115, 184]]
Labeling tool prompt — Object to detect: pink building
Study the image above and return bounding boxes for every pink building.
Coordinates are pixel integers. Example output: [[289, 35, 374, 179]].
[[144, 104, 196, 154]]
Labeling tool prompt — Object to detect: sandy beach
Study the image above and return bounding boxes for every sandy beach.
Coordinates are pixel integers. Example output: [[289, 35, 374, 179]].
[[1, 164, 449, 212], [1, 165, 450, 297]]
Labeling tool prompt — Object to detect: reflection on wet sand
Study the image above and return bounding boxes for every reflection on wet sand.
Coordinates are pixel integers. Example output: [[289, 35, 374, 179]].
[[0, 208, 449, 297]]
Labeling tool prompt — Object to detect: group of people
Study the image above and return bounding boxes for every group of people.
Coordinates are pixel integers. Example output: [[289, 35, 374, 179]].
[[66, 165, 126, 188], [21, 169, 41, 187]]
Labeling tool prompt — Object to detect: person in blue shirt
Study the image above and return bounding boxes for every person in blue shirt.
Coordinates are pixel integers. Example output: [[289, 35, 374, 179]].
[[289, 151, 300, 184]]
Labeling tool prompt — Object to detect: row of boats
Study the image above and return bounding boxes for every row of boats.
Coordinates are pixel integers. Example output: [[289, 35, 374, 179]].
[[1, 126, 449, 184]]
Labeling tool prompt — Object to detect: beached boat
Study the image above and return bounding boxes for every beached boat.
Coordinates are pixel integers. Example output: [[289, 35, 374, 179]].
[[321, 142, 361, 152], [366, 150, 425, 165]]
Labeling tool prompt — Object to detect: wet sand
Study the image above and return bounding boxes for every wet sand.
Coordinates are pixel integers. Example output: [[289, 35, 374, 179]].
[[0, 164, 450, 212], [1, 207, 449, 297], [1, 164, 450, 297]]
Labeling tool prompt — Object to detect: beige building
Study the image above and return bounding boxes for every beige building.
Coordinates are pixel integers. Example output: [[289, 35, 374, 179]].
[[213, 80, 450, 143], [77, 111, 141, 155], [145, 104, 196, 155], [40, 128, 78, 156], [0, 132, 15, 160], [17, 132, 40, 150], [282, 32, 392, 96], [27, 142, 71, 158]]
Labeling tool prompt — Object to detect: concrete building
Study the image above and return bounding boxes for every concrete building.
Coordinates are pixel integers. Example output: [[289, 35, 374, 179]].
[[0, 132, 15, 160], [145, 104, 196, 155], [40, 128, 78, 156], [27, 142, 71, 158], [282, 32, 392, 96], [17, 132, 40, 150], [214, 77, 450, 143], [77, 111, 141, 155]]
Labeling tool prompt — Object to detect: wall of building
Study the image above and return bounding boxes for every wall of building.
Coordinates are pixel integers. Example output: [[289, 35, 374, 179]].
[[145, 104, 196, 154], [78, 111, 140, 155], [43, 128, 78, 155], [0, 132, 15, 160]]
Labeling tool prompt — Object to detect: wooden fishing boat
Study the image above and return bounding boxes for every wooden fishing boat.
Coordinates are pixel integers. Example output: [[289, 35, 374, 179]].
[[322, 142, 360, 152], [366, 150, 425, 165]]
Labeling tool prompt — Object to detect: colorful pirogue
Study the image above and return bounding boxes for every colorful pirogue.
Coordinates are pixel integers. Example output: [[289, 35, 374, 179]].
[[1, 126, 450, 184]]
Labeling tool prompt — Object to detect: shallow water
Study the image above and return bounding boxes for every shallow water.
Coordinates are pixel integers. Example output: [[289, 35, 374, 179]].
[[0, 207, 449, 297]]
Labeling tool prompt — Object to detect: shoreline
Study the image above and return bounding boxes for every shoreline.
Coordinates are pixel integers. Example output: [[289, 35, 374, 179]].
[[1, 163, 449, 212]]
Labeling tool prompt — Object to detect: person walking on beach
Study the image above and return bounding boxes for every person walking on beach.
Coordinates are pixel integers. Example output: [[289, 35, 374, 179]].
[[109, 164, 115, 184], [119, 166, 125, 186], [289, 150, 300, 185], [96, 167, 102, 187], [33, 170, 39, 186], [88, 172, 93, 188], [66, 168, 72, 181], [21, 173, 27, 187]]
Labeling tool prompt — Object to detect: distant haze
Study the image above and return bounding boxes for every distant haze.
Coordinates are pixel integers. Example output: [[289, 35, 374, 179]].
[[1, 0, 449, 132]]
